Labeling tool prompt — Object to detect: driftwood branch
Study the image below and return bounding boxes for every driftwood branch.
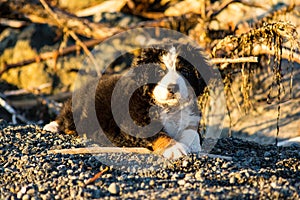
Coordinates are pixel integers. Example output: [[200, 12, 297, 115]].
[[6, 92, 71, 108], [252, 44, 300, 63], [212, 21, 299, 70], [75, 0, 127, 17], [39, 0, 100, 73], [213, 44, 300, 70], [0, 94, 30, 124], [0, 18, 29, 28], [48, 147, 233, 160], [0, 39, 102, 76], [48, 147, 152, 154], [212, 56, 259, 64], [3, 0, 122, 40], [211, 56, 259, 70], [85, 166, 109, 185], [277, 136, 300, 146], [1, 87, 65, 119], [4, 83, 52, 96]]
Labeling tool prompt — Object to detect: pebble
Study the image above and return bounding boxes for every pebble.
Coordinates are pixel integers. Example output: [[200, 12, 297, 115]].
[[149, 180, 155, 186], [22, 194, 30, 200], [27, 188, 35, 195], [229, 176, 236, 184], [195, 170, 202, 180], [178, 179, 186, 186], [182, 160, 189, 167], [108, 183, 120, 195], [17, 191, 23, 199]]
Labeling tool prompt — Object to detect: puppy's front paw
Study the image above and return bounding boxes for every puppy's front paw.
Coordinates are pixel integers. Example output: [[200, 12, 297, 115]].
[[43, 121, 59, 132], [162, 142, 189, 160], [152, 136, 189, 159], [180, 129, 201, 153]]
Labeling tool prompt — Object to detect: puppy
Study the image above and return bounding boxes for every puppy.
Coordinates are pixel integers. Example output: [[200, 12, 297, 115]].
[[44, 45, 210, 159]]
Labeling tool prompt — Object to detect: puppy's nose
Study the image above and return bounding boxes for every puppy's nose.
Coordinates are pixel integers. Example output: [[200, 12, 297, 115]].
[[167, 84, 179, 93]]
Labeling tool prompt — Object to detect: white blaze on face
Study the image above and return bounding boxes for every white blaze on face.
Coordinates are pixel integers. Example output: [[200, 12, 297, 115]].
[[153, 47, 189, 105]]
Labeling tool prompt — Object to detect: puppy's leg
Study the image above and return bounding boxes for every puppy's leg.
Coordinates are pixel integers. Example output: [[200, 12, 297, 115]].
[[178, 129, 201, 153], [152, 135, 189, 160], [43, 99, 77, 135], [43, 121, 59, 132], [43, 120, 76, 135], [162, 141, 189, 160]]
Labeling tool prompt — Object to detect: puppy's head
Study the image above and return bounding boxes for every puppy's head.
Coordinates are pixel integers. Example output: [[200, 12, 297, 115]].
[[152, 47, 189, 106]]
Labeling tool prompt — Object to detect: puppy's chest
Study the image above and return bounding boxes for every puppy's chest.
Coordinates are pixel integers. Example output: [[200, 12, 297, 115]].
[[159, 102, 200, 138]]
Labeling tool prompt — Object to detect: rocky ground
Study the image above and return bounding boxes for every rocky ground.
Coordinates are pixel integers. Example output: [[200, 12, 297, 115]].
[[0, 120, 300, 199]]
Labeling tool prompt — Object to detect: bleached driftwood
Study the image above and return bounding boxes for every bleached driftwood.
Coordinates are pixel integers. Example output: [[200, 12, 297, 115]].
[[277, 137, 300, 147], [48, 147, 152, 154], [0, 94, 30, 124], [75, 0, 127, 17], [48, 147, 233, 160]]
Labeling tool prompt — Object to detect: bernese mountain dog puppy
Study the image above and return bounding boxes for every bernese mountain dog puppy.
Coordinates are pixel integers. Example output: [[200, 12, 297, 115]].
[[44, 44, 211, 159]]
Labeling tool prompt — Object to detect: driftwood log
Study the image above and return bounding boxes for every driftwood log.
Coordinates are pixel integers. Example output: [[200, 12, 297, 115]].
[[1, 0, 122, 40], [48, 147, 233, 160]]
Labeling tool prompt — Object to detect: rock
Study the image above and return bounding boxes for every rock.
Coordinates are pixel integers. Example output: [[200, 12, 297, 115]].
[[22, 194, 30, 200], [229, 176, 236, 184], [108, 182, 120, 195], [177, 179, 186, 186], [182, 160, 189, 167], [149, 179, 155, 186], [195, 170, 203, 181]]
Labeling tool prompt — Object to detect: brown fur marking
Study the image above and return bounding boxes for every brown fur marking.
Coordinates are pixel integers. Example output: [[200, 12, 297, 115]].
[[152, 135, 175, 154]]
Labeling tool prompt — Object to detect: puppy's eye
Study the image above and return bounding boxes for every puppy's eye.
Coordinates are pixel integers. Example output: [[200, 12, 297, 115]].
[[157, 69, 165, 76], [179, 68, 190, 77]]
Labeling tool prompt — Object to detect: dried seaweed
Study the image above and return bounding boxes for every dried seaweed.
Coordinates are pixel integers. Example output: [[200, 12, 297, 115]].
[[235, 2, 295, 32], [212, 21, 299, 141]]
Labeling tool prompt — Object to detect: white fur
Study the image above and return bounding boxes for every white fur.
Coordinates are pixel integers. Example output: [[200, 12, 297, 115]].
[[162, 141, 189, 159], [162, 46, 177, 71], [179, 129, 201, 152], [153, 47, 201, 159], [160, 101, 200, 138], [162, 130, 201, 159], [43, 121, 59, 132], [153, 48, 188, 105], [152, 84, 174, 105]]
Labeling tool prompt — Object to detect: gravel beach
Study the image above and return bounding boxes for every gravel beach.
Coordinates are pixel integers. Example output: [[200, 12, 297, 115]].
[[0, 119, 300, 199]]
